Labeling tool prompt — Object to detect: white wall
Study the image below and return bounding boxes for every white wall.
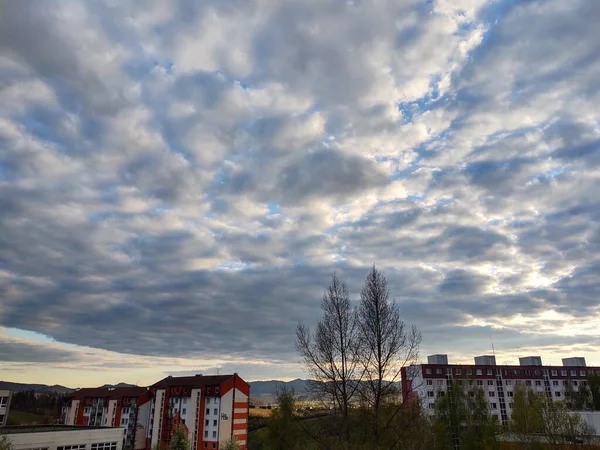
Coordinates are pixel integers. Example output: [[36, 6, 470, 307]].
[[0, 390, 12, 426], [67, 400, 80, 426], [6, 427, 124, 450], [150, 390, 165, 449], [135, 401, 151, 450]]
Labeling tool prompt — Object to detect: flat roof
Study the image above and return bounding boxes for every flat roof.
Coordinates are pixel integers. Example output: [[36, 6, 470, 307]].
[[2, 425, 117, 434]]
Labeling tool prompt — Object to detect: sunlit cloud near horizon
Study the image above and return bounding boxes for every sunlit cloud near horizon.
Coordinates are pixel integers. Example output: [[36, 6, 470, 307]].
[[1, 0, 600, 386]]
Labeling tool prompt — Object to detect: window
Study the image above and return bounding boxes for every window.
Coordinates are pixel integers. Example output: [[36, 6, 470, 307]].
[[562, 381, 568, 386], [426, 380, 433, 386], [561, 370, 567, 376], [526, 380, 532, 386], [212, 431, 217, 438], [487, 369, 493, 375], [507, 391, 513, 398], [505, 380, 512, 386], [476, 369, 482, 376], [467, 369, 472, 375], [487, 380, 494, 386], [553, 381, 559, 386], [427, 391, 434, 398], [457, 380, 463, 386], [573, 381, 578, 386], [535, 381, 542, 386], [551, 370, 558, 376], [456, 369, 462, 375], [206, 408, 210, 415], [571, 370, 576, 376], [425, 368, 432, 375], [469, 391, 475, 398], [580, 370, 586, 377], [436, 368, 443, 375], [516, 380, 522, 385], [183, 398, 187, 405], [121, 418, 126, 425], [205, 419, 209, 426], [438, 391, 445, 398], [213, 408, 218, 415], [477, 380, 483, 386], [437, 380, 443, 386], [204, 431, 208, 438], [488, 392, 495, 398], [91, 444, 118, 450], [555, 392, 561, 398], [428, 403, 434, 410], [509, 403, 514, 409], [182, 408, 186, 415], [491, 403, 497, 409], [213, 420, 217, 426], [468, 380, 474, 386], [84, 407, 90, 414], [204, 444, 207, 449], [206, 398, 210, 404], [446, 368, 452, 375], [514, 369, 520, 376], [58, 446, 86, 450], [212, 444, 216, 449]]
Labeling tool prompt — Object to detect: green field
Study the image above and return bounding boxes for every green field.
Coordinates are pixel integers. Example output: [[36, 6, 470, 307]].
[[7, 410, 48, 425]]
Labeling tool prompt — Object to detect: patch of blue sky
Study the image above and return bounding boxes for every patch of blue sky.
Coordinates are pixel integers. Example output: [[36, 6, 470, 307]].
[[217, 261, 248, 271], [267, 203, 281, 215]]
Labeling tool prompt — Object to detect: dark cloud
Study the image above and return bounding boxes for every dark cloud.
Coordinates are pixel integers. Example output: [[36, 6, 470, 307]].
[[0, 341, 78, 363]]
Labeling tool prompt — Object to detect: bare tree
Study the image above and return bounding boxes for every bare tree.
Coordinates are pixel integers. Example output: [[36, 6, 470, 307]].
[[296, 273, 361, 444], [357, 265, 422, 449]]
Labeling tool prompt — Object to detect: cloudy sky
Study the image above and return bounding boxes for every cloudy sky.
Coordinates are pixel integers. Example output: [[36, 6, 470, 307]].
[[1, 0, 600, 387]]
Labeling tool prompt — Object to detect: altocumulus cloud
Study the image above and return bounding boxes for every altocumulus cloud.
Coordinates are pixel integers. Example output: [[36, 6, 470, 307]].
[[1, 0, 600, 379]]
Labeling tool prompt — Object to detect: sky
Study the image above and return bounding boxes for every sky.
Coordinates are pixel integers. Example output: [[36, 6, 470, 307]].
[[1, 0, 600, 387]]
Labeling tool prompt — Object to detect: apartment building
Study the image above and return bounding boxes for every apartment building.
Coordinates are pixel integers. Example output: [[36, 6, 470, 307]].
[[1, 389, 13, 426], [60, 374, 250, 450], [143, 373, 250, 450], [3, 424, 124, 450], [401, 354, 600, 425], [61, 386, 148, 449]]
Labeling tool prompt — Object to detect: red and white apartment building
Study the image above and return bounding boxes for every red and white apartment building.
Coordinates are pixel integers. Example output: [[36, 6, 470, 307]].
[[61, 374, 250, 450], [402, 354, 600, 425]]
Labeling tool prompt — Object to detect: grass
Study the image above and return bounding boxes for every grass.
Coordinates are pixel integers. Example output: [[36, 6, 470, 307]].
[[7, 410, 48, 425], [249, 408, 272, 418]]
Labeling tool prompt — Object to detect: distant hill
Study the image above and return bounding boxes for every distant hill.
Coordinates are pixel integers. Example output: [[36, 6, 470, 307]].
[[100, 383, 138, 388], [0, 381, 136, 394], [248, 379, 309, 396], [0, 381, 73, 395]]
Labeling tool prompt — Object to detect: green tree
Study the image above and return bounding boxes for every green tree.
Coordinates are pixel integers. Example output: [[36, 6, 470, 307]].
[[266, 388, 305, 450], [433, 383, 498, 450], [511, 385, 595, 448], [222, 437, 240, 450], [169, 425, 190, 450], [0, 436, 14, 450], [588, 374, 600, 411]]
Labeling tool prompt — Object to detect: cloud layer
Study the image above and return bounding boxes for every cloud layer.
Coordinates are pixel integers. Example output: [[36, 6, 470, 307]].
[[1, 0, 600, 381]]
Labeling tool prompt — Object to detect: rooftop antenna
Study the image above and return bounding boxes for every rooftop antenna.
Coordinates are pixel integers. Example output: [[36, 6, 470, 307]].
[[217, 368, 220, 375], [491, 328, 496, 358]]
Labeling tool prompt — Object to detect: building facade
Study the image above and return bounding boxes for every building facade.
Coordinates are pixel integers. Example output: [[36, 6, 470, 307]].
[[61, 386, 149, 449], [144, 374, 250, 450], [1, 389, 13, 426], [2, 425, 124, 450], [401, 354, 600, 425], [60, 374, 250, 450]]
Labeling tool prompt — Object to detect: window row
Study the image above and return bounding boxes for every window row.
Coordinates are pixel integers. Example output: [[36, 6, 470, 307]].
[[57, 445, 86, 450], [91, 443, 118, 450], [205, 419, 218, 426], [204, 430, 218, 438], [425, 367, 600, 377]]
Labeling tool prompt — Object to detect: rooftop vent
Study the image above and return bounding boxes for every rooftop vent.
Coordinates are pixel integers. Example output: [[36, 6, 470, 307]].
[[562, 357, 586, 367], [519, 356, 543, 366], [474, 355, 496, 366], [427, 354, 449, 365]]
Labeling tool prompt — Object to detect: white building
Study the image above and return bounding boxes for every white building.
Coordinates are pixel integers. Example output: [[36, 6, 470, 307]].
[[2, 425, 124, 450], [0, 389, 12, 426], [402, 354, 600, 425]]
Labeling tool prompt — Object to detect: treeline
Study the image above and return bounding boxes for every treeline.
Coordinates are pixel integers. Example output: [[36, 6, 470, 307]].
[[248, 266, 600, 450], [9, 390, 64, 418]]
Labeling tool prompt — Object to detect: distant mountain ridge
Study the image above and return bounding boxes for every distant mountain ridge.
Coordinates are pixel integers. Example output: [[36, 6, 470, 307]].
[[0, 379, 309, 396], [0, 381, 74, 395]]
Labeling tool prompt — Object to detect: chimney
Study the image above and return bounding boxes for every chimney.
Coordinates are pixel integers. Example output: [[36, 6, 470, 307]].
[[474, 355, 496, 366], [519, 356, 543, 366]]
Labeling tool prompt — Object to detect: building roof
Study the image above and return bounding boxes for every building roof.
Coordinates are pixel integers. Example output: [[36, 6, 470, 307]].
[[2, 425, 116, 434], [151, 374, 234, 389], [67, 385, 147, 400]]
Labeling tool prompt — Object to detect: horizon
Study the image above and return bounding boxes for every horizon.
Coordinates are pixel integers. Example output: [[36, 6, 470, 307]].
[[2, 0, 600, 386]]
